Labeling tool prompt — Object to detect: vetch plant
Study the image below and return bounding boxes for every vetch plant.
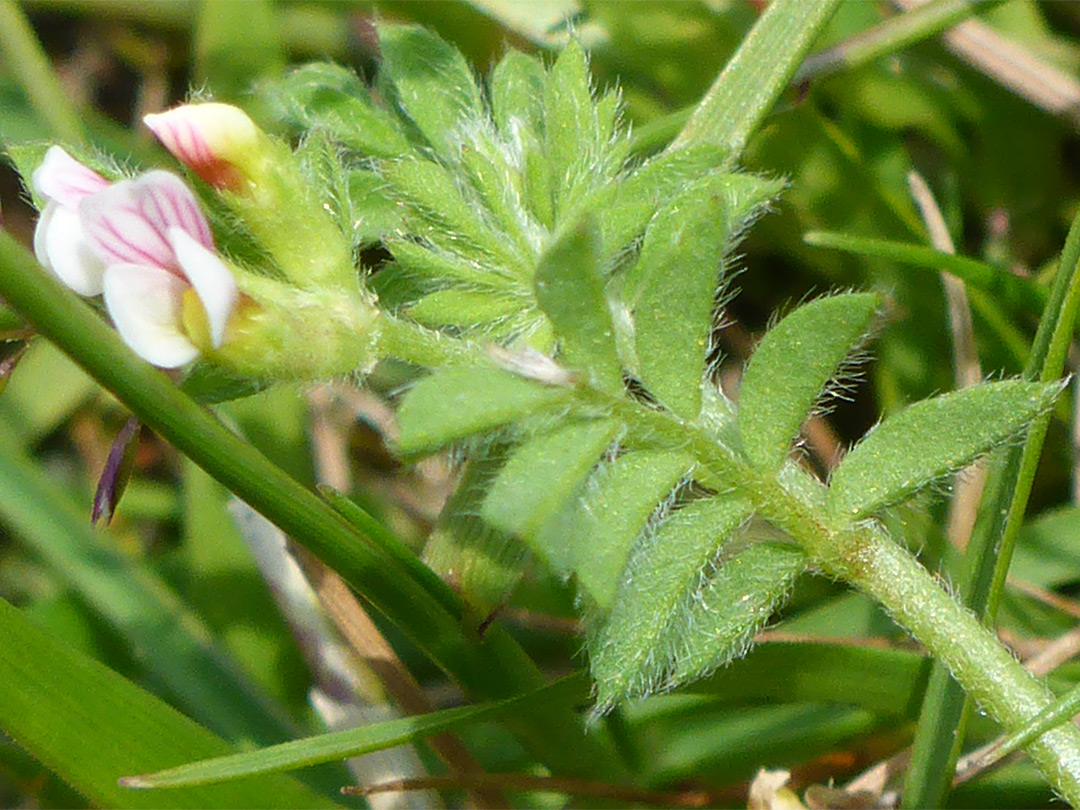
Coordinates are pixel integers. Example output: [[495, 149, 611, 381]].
[[4, 2, 1080, 806]]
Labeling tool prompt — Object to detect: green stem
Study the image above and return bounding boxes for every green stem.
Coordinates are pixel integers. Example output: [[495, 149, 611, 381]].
[[0, 0, 84, 144], [748, 468, 1080, 805], [668, 0, 841, 157]]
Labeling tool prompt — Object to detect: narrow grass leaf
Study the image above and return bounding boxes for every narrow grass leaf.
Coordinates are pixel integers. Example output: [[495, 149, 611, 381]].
[[669, 0, 842, 156], [539, 450, 693, 610], [804, 231, 1045, 319], [689, 641, 930, 718], [628, 172, 782, 419], [482, 418, 622, 539], [0, 597, 337, 809], [533, 218, 622, 393], [378, 24, 484, 159], [395, 366, 573, 456], [123, 675, 587, 790], [828, 380, 1061, 520], [670, 541, 808, 686], [592, 495, 752, 709], [739, 293, 879, 470], [319, 484, 462, 616]]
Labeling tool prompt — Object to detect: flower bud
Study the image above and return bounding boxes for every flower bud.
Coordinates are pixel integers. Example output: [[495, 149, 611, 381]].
[[144, 103, 269, 193]]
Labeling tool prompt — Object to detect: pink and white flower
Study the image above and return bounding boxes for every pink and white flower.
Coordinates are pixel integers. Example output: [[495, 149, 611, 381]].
[[32, 146, 110, 296], [143, 103, 264, 192], [31, 148, 238, 368]]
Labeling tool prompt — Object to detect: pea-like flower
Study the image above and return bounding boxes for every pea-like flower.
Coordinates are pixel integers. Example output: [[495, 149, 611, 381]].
[[31, 147, 239, 368]]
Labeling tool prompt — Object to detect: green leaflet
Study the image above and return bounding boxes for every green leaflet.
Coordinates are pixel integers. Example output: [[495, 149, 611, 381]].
[[669, 541, 808, 685], [491, 50, 546, 140], [0, 597, 336, 809], [261, 63, 409, 158], [406, 288, 527, 331], [538, 449, 693, 610], [543, 38, 600, 219], [482, 418, 623, 540], [595, 143, 730, 260], [456, 133, 536, 261], [382, 158, 525, 274], [395, 366, 574, 456], [344, 169, 405, 245], [739, 293, 880, 471], [626, 171, 783, 419], [591, 495, 752, 710], [424, 446, 528, 617], [377, 24, 484, 160], [386, 238, 517, 290], [828, 380, 1062, 520], [533, 218, 623, 393]]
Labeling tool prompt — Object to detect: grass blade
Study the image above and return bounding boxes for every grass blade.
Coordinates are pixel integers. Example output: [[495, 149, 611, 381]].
[[123, 675, 588, 789], [0, 597, 338, 809], [804, 231, 1045, 318]]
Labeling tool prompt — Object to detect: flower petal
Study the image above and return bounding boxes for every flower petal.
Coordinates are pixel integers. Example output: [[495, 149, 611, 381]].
[[31, 146, 109, 207], [168, 227, 237, 349], [34, 201, 107, 296], [144, 103, 261, 191], [103, 264, 199, 368], [80, 171, 213, 269]]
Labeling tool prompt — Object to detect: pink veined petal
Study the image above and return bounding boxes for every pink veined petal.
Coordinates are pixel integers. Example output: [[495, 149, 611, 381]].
[[31, 146, 109, 208], [135, 170, 214, 251], [34, 202, 107, 296], [80, 179, 176, 269], [168, 227, 237, 349], [102, 264, 199, 368]]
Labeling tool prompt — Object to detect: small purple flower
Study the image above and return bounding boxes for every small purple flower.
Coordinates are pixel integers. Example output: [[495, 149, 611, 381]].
[[30, 148, 239, 368]]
